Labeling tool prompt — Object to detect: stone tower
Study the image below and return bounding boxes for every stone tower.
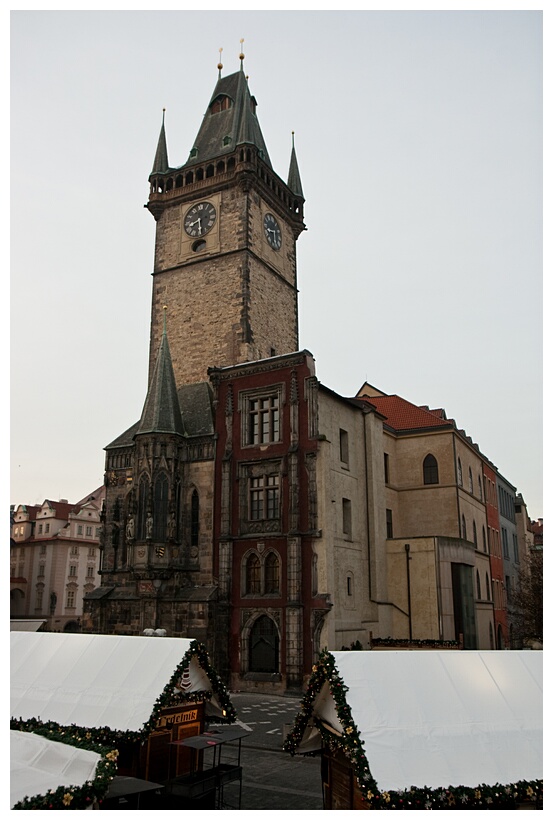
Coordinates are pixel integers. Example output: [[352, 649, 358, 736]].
[[84, 56, 305, 668], [146, 57, 306, 388]]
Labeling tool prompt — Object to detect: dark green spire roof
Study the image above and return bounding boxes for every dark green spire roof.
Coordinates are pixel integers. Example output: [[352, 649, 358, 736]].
[[184, 69, 272, 167], [287, 134, 304, 199], [136, 316, 184, 437], [151, 110, 169, 175]]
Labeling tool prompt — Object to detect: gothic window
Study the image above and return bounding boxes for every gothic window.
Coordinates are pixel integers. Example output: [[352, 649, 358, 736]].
[[478, 476, 483, 499], [246, 394, 280, 445], [384, 453, 390, 484], [423, 454, 439, 485], [249, 474, 279, 521], [175, 480, 182, 542], [191, 489, 199, 546], [473, 520, 478, 547], [457, 458, 463, 486], [153, 474, 169, 541], [249, 616, 279, 673], [264, 552, 280, 594], [476, 570, 481, 599], [469, 468, 474, 494], [485, 573, 491, 600], [245, 553, 261, 595], [137, 476, 149, 540], [461, 514, 467, 540], [482, 526, 487, 552]]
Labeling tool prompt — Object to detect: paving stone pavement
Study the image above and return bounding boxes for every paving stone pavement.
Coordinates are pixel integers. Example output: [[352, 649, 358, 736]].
[[219, 692, 324, 811]]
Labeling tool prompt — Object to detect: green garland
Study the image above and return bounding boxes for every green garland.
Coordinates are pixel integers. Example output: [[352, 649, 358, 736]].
[[11, 640, 236, 751], [284, 649, 543, 810], [10, 725, 118, 810]]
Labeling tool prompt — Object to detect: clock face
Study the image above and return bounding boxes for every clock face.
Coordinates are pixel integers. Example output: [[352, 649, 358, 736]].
[[264, 213, 282, 250], [184, 201, 217, 237]]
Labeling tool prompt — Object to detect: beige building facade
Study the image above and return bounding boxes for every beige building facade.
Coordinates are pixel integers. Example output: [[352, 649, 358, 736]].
[[10, 488, 105, 632]]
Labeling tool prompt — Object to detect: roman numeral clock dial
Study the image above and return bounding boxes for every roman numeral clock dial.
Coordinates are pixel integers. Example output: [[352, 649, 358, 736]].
[[184, 201, 217, 237], [264, 213, 282, 250]]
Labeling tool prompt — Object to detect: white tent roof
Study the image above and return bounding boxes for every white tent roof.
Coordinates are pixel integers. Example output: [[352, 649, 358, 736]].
[[11, 730, 102, 808], [299, 650, 542, 791], [11, 632, 225, 732], [10, 619, 47, 631]]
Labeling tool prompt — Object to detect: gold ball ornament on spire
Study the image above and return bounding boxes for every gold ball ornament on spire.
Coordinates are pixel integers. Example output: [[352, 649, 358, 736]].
[[217, 47, 223, 72], [239, 38, 245, 62]]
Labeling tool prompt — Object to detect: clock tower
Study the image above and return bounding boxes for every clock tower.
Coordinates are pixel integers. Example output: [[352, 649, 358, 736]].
[[146, 56, 306, 388]]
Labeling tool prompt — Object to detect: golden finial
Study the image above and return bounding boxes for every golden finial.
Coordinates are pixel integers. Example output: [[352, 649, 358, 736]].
[[217, 47, 223, 77], [162, 304, 168, 333], [292, 130, 295, 147], [239, 38, 245, 66]]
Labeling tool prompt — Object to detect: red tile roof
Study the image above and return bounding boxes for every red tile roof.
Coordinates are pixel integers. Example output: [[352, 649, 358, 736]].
[[356, 395, 454, 432]]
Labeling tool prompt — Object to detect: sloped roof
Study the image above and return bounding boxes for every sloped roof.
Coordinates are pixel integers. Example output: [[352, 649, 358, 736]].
[[286, 650, 542, 794], [184, 69, 271, 168], [136, 325, 184, 437], [11, 731, 103, 809], [11, 633, 234, 731], [356, 394, 453, 432]]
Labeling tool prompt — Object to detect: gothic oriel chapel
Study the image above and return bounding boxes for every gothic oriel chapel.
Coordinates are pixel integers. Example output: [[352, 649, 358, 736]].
[[84, 53, 502, 690]]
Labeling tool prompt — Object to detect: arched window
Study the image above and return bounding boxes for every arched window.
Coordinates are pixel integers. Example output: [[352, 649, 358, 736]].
[[264, 552, 280, 594], [153, 473, 169, 541], [457, 458, 463, 486], [478, 476, 483, 500], [489, 623, 495, 649], [137, 475, 149, 540], [482, 526, 487, 553], [476, 570, 481, 599], [473, 520, 478, 547], [469, 468, 474, 494], [423, 454, 439, 485], [485, 572, 491, 600], [190, 489, 199, 547], [246, 553, 261, 595], [249, 615, 279, 673], [461, 514, 467, 540]]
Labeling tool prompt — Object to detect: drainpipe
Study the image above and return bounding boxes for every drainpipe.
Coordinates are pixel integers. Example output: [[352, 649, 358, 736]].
[[405, 544, 412, 640]]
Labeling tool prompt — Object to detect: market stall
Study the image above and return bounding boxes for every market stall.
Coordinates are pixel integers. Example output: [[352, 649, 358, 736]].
[[10, 729, 118, 810], [11, 632, 236, 802], [284, 649, 543, 810]]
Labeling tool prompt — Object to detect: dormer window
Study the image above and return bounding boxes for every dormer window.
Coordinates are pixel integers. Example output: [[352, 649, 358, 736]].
[[189, 147, 198, 160], [210, 95, 231, 114], [222, 135, 232, 147]]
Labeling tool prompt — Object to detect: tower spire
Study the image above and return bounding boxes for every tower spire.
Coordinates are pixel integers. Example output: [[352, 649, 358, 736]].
[[239, 38, 245, 71], [287, 131, 304, 199], [218, 47, 223, 79], [137, 310, 184, 437], [150, 108, 169, 176]]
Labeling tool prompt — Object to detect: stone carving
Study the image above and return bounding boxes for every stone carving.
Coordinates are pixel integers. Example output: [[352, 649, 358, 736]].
[[146, 513, 153, 540]]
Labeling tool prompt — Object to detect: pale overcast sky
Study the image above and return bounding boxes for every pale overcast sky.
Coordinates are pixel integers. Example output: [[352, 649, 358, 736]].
[[10, 9, 543, 519]]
